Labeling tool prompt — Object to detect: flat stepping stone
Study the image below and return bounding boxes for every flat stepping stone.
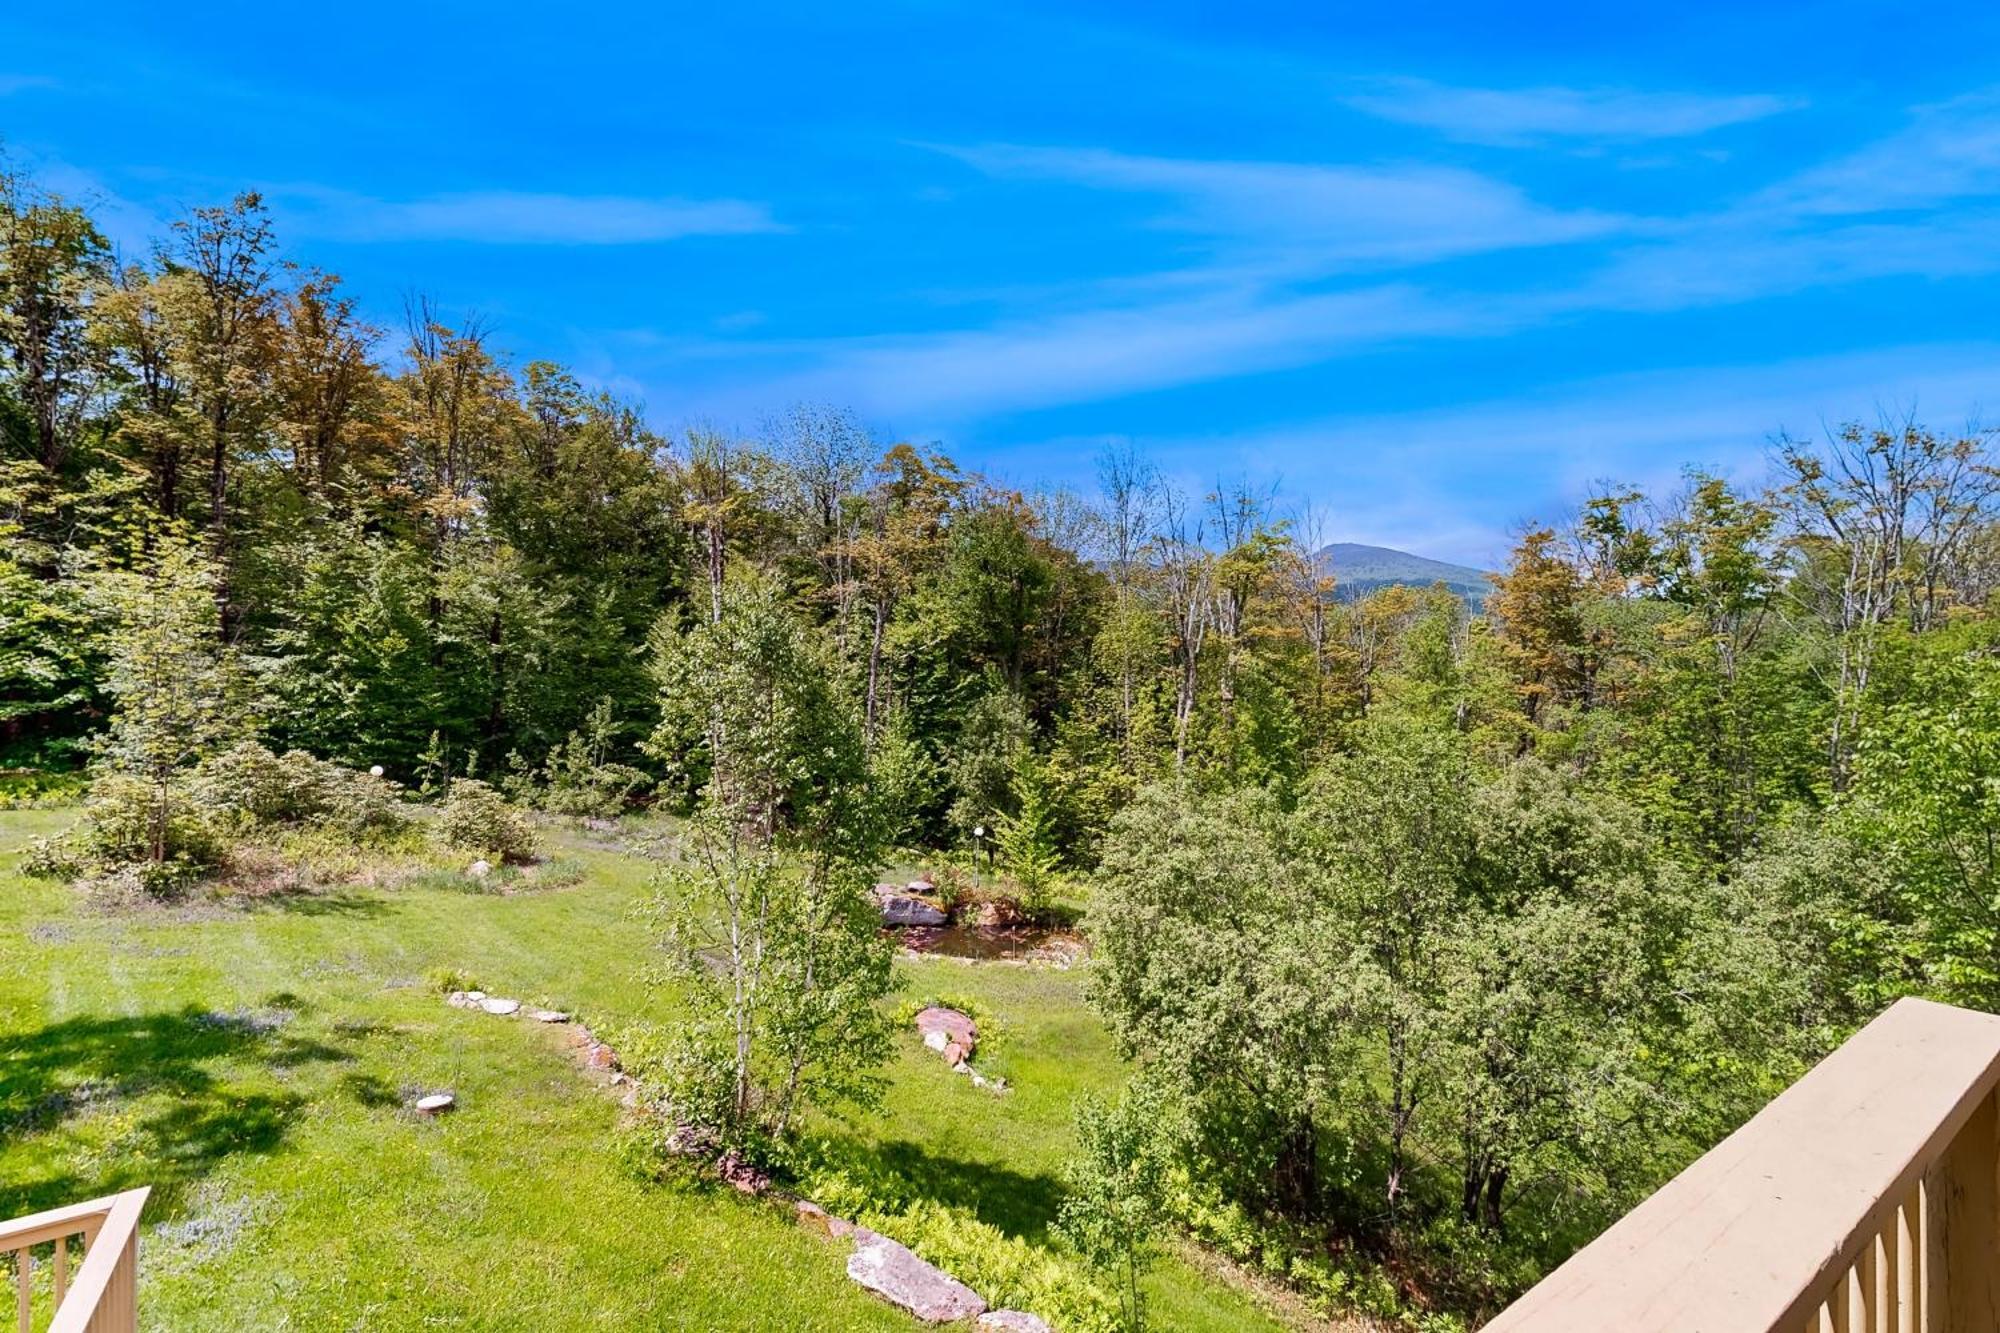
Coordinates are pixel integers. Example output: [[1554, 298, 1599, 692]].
[[528, 1009, 570, 1023], [413, 1093, 454, 1116], [979, 1314, 1052, 1332], [478, 996, 521, 1016], [445, 990, 486, 1010], [847, 1229, 986, 1323]]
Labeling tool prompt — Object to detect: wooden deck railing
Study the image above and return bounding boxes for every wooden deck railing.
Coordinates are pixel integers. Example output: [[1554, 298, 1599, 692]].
[[0, 1189, 148, 1333], [1488, 997, 2000, 1332]]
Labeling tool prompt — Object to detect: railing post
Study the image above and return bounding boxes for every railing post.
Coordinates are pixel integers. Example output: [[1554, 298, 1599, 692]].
[[1922, 1087, 2000, 1332]]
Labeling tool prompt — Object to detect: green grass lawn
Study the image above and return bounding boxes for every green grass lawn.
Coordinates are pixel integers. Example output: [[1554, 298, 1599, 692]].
[[0, 809, 1288, 1331]]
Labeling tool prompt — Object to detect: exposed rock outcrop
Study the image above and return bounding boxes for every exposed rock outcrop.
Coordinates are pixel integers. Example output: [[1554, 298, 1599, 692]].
[[846, 1228, 987, 1323], [978, 1313, 1053, 1332], [876, 885, 948, 927]]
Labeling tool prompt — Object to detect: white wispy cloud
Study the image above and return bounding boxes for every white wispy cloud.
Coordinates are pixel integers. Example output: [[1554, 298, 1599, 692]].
[[1754, 88, 2000, 216], [1577, 211, 2000, 313], [638, 87, 2000, 445], [943, 143, 1629, 268], [277, 187, 785, 245], [1343, 77, 1802, 145], [763, 282, 1528, 421]]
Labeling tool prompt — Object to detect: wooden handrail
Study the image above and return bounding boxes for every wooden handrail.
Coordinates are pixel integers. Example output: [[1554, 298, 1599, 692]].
[[1488, 997, 2000, 1332], [0, 1188, 147, 1333]]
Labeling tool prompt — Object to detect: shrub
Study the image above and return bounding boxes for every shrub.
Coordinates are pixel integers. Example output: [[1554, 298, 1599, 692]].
[[425, 965, 479, 994], [56, 773, 229, 894], [193, 742, 410, 840], [435, 778, 536, 863], [194, 742, 329, 826], [538, 700, 650, 818], [21, 835, 81, 880], [795, 1158, 1120, 1333], [0, 769, 90, 809], [319, 765, 410, 839], [926, 862, 974, 917]]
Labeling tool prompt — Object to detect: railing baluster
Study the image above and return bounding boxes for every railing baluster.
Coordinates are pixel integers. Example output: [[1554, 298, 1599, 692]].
[[53, 1235, 67, 1306], [1880, 1214, 1899, 1333], [1857, 1241, 1877, 1332], [15, 1246, 31, 1333], [1831, 1269, 1851, 1333]]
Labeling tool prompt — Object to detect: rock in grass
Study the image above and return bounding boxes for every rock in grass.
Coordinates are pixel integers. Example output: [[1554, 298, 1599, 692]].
[[467, 859, 492, 878], [479, 996, 521, 1016], [847, 1229, 987, 1323], [796, 1200, 856, 1240], [979, 1314, 1053, 1332], [446, 990, 486, 1010], [528, 1008, 570, 1023], [914, 1007, 977, 1058], [877, 889, 947, 928], [413, 1093, 454, 1116]]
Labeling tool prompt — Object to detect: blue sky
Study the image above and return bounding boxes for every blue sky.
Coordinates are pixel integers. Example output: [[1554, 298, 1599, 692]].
[[6, 1, 2000, 566]]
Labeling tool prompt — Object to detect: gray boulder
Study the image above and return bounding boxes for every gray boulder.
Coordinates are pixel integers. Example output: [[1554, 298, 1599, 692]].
[[846, 1229, 987, 1323], [877, 887, 948, 927], [978, 1314, 1053, 1332]]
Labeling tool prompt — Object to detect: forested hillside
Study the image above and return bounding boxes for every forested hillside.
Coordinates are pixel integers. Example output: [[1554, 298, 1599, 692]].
[[9, 162, 2000, 1325]]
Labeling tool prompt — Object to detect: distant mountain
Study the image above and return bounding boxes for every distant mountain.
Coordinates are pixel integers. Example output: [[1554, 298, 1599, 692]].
[[1316, 542, 1497, 607]]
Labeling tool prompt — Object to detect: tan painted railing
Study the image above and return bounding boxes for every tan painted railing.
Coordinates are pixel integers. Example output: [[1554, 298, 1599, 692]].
[[0, 1189, 148, 1333], [1488, 997, 2000, 1333]]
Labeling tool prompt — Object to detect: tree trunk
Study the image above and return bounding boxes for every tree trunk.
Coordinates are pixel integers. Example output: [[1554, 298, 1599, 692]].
[[706, 521, 725, 624], [1273, 1112, 1318, 1217], [1386, 1030, 1411, 1222], [864, 598, 887, 745]]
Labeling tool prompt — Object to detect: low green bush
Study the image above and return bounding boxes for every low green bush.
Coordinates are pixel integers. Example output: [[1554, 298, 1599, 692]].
[[435, 778, 537, 863], [0, 769, 89, 809], [24, 745, 414, 895], [194, 742, 410, 839], [70, 773, 229, 893], [424, 965, 480, 994], [797, 1160, 1120, 1333]]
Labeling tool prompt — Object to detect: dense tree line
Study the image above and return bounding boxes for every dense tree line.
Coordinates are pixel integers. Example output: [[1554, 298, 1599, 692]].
[[11, 162, 2000, 1321]]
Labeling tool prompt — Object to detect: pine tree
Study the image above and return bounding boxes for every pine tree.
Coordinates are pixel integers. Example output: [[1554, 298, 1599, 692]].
[[995, 750, 1062, 909]]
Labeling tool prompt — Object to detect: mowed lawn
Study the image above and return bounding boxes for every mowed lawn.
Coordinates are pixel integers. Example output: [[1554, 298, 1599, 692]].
[[0, 810, 1285, 1332]]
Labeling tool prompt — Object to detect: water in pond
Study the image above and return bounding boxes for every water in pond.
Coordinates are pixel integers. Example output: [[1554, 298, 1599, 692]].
[[892, 924, 1086, 963]]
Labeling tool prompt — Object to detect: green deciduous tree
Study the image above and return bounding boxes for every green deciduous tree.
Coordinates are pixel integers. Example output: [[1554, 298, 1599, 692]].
[[1058, 1078, 1178, 1332], [646, 576, 894, 1150], [89, 535, 248, 872]]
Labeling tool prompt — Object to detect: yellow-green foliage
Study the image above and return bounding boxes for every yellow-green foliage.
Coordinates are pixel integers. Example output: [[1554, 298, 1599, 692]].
[[806, 1168, 1120, 1333], [435, 778, 537, 863]]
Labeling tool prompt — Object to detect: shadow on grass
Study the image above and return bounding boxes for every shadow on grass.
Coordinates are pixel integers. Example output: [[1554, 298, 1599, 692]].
[[339, 1071, 401, 1108], [0, 1005, 352, 1217], [238, 890, 396, 919], [840, 1136, 1067, 1243]]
